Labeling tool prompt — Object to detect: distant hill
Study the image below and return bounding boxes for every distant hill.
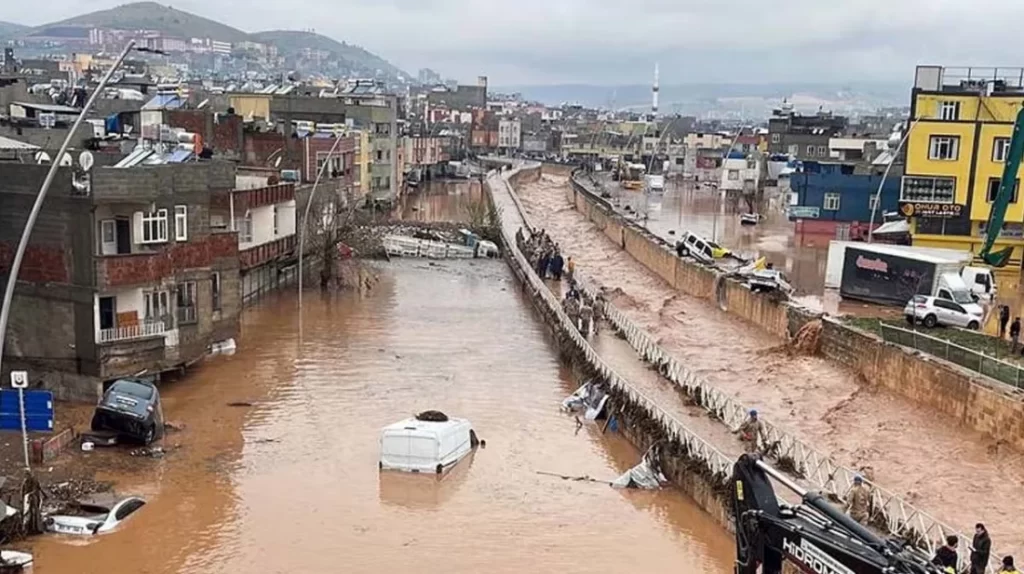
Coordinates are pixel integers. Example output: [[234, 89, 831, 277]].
[[0, 21, 29, 41], [250, 30, 403, 78], [19, 3, 406, 80], [27, 2, 249, 42]]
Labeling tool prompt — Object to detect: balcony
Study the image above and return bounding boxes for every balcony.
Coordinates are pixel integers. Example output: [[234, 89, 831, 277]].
[[230, 183, 296, 211], [98, 320, 167, 344], [239, 235, 297, 270]]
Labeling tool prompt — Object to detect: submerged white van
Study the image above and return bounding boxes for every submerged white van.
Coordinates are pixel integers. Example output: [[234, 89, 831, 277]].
[[379, 416, 477, 474]]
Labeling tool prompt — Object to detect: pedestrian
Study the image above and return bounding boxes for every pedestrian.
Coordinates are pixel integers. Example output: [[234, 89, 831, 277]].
[[1000, 305, 1011, 339], [734, 409, 766, 454], [538, 250, 550, 279], [932, 535, 958, 571], [971, 523, 991, 574], [844, 475, 870, 525], [1002, 556, 1023, 573], [593, 293, 605, 334], [567, 256, 576, 282], [549, 251, 565, 281], [579, 300, 594, 336], [563, 294, 580, 329], [1011, 317, 1021, 353]]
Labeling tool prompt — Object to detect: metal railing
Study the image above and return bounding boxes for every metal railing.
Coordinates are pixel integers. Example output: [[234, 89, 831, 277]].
[[97, 320, 166, 344], [879, 322, 1024, 390], [497, 163, 997, 572]]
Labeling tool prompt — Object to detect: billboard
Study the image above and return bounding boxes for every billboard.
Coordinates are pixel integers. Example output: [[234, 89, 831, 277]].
[[839, 246, 935, 306]]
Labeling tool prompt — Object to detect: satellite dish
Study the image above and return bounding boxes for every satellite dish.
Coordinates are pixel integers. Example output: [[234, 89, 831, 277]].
[[59, 153, 73, 166], [35, 151, 52, 164], [79, 151, 95, 172]]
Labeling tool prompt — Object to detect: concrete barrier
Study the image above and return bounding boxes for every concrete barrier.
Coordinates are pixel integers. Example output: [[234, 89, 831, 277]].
[[565, 170, 1024, 454], [31, 427, 77, 464]]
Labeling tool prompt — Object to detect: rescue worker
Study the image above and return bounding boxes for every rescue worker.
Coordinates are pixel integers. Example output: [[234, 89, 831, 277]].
[[734, 409, 765, 454], [844, 475, 870, 525], [1002, 556, 1023, 574], [932, 535, 958, 571], [971, 523, 991, 574]]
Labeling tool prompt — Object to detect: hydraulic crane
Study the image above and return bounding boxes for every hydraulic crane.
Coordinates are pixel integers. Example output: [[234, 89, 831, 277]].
[[731, 454, 944, 574], [979, 105, 1024, 267]]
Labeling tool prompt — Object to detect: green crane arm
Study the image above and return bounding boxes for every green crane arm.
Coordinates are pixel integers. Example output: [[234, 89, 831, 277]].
[[980, 105, 1024, 267]]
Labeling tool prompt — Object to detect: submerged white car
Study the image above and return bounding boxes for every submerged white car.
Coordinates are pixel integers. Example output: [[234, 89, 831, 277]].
[[44, 496, 145, 536]]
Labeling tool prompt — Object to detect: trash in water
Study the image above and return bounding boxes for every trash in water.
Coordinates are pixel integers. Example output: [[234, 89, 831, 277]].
[[561, 382, 608, 421], [611, 446, 667, 490]]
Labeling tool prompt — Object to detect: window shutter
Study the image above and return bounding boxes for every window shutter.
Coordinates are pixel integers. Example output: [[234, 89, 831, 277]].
[[133, 212, 144, 244]]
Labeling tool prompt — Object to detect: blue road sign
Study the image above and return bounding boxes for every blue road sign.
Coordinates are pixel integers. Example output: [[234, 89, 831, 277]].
[[0, 389, 54, 432]]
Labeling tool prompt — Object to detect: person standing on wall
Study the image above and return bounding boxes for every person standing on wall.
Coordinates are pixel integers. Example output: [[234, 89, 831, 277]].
[[999, 305, 1010, 339], [1011, 317, 1021, 354], [843, 475, 871, 525], [734, 409, 766, 454], [970, 523, 991, 574]]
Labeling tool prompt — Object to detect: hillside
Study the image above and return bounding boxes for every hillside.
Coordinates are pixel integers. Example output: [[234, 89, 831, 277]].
[[0, 21, 28, 40], [27, 2, 249, 43], [250, 30, 403, 78]]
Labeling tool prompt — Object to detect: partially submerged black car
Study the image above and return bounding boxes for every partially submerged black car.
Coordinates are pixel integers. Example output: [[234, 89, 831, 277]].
[[90, 379, 165, 444]]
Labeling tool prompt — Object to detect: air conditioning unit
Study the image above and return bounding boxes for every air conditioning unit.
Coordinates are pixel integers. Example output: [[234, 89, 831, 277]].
[[280, 169, 300, 182]]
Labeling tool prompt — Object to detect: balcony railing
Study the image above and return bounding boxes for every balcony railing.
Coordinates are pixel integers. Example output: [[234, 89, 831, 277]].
[[97, 320, 166, 344], [176, 306, 198, 325], [239, 235, 297, 270]]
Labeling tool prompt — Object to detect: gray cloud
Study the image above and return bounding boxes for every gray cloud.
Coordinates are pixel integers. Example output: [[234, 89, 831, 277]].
[[4, 0, 1023, 85]]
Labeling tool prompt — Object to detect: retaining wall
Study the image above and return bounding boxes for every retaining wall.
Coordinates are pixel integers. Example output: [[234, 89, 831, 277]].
[[565, 171, 1024, 452]]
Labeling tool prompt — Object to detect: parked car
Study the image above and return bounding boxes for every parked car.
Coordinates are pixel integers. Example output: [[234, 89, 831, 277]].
[[44, 496, 146, 536], [90, 379, 165, 444], [904, 295, 983, 330]]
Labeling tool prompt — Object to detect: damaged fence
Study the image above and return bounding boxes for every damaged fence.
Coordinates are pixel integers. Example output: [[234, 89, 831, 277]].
[[493, 162, 991, 572]]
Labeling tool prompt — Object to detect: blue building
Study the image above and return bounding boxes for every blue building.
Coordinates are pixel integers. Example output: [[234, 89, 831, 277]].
[[789, 161, 902, 239]]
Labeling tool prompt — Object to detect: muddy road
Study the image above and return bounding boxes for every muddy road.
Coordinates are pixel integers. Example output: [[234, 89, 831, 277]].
[[26, 258, 732, 571], [515, 172, 1024, 555]]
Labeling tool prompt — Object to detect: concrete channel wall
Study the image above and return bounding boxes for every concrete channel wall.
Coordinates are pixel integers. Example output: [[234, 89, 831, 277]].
[[565, 173, 1024, 453], [484, 162, 738, 535], [486, 160, 994, 572]]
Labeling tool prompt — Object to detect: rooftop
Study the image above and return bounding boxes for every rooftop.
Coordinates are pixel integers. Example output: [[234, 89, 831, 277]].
[[915, 65, 1024, 94]]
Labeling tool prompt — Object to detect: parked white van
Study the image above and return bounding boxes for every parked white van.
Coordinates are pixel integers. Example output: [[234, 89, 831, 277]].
[[379, 414, 478, 475]]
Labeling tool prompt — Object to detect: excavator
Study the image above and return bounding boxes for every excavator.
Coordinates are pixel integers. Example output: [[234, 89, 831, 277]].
[[979, 106, 1024, 267], [731, 454, 945, 574]]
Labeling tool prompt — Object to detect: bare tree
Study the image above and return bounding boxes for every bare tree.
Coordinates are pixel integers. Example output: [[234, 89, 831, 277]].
[[301, 186, 385, 290]]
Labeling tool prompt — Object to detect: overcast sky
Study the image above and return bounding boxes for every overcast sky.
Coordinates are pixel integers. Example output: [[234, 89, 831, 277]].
[[4, 0, 1022, 85]]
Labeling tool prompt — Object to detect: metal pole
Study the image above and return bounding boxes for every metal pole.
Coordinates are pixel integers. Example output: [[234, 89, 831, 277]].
[[0, 39, 136, 381], [868, 118, 919, 243], [297, 134, 348, 317], [18, 388, 29, 470]]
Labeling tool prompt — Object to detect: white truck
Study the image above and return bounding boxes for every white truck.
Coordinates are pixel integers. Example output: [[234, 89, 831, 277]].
[[824, 241, 996, 306], [644, 174, 665, 193]]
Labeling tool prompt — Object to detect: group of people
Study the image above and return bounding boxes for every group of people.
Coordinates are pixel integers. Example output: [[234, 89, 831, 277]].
[[518, 228, 574, 282], [997, 305, 1024, 355], [562, 281, 605, 337], [734, 409, 1011, 574]]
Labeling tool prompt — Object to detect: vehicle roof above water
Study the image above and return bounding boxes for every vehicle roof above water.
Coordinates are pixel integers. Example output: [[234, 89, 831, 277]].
[[107, 379, 156, 400], [381, 417, 471, 438]]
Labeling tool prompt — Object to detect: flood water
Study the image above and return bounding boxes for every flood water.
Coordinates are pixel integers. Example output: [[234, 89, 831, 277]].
[[27, 191, 733, 573], [396, 179, 485, 223]]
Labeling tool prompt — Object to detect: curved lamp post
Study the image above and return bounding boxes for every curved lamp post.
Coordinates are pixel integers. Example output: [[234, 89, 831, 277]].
[[297, 134, 348, 318], [867, 118, 920, 243]]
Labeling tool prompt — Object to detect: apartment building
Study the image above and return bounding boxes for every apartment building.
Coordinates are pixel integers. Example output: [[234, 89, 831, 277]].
[[0, 161, 240, 401], [904, 65, 1024, 266], [498, 118, 521, 150], [767, 102, 848, 161]]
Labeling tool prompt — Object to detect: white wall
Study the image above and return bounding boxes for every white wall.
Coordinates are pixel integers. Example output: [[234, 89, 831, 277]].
[[240, 199, 296, 250], [719, 156, 761, 193], [236, 174, 270, 189], [277, 200, 297, 237]]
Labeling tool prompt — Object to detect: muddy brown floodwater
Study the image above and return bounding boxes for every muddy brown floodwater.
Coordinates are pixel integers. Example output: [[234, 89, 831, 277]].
[[396, 179, 485, 223], [27, 258, 733, 572], [517, 172, 1024, 558]]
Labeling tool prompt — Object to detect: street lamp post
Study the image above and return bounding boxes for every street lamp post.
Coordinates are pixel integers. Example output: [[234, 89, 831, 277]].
[[867, 118, 920, 243], [711, 127, 746, 243], [0, 40, 141, 382], [297, 134, 348, 318]]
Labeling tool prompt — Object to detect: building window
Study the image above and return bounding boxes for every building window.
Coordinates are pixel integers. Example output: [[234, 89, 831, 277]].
[[817, 145, 828, 157], [139, 209, 168, 244], [212, 272, 221, 311], [174, 205, 188, 241], [900, 176, 956, 203], [771, 133, 780, 144], [823, 193, 841, 211], [994, 137, 1011, 162], [236, 212, 253, 243], [938, 101, 961, 121], [869, 194, 879, 212], [928, 136, 960, 161], [375, 150, 383, 161], [806, 145, 816, 156], [987, 177, 1020, 203], [176, 281, 197, 325], [728, 169, 739, 181], [788, 144, 798, 155], [144, 291, 170, 323]]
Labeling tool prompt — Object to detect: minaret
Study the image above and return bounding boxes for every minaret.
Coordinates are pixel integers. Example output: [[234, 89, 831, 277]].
[[651, 62, 660, 120]]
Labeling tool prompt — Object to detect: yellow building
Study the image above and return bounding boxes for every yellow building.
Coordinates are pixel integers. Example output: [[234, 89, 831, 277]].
[[905, 65, 1024, 268]]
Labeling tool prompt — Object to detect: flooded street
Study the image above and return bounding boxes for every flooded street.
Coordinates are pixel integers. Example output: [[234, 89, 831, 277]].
[[517, 172, 1024, 555], [395, 179, 485, 223], [26, 188, 733, 573]]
